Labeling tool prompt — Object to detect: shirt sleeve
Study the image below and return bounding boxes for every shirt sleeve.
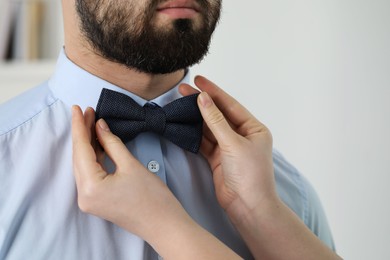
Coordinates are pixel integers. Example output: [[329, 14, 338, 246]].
[[300, 174, 336, 251], [272, 149, 336, 251]]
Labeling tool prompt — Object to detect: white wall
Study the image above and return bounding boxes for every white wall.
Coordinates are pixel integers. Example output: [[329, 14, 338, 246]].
[[1, 1, 390, 259]]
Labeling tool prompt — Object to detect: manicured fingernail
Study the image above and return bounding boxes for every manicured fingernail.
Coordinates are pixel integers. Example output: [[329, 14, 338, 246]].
[[199, 92, 213, 108], [98, 119, 110, 132]]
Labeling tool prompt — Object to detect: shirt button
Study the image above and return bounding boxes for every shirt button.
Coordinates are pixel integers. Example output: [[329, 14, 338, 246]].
[[147, 160, 160, 173]]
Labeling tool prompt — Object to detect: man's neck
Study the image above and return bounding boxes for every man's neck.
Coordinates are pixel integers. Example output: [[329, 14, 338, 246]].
[[64, 46, 185, 101]]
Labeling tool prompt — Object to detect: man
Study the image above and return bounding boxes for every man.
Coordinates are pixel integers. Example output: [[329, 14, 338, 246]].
[[0, 0, 335, 259]]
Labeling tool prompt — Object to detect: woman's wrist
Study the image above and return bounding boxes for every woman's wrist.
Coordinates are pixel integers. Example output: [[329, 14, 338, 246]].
[[225, 191, 281, 228], [225, 195, 341, 260], [144, 207, 241, 259]]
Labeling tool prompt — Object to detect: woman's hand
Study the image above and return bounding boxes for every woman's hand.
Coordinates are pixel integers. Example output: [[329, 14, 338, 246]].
[[71, 106, 185, 239], [181, 76, 341, 260], [180, 76, 278, 220]]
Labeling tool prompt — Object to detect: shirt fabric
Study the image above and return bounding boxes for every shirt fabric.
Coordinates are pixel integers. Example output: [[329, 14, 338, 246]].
[[0, 50, 335, 259]]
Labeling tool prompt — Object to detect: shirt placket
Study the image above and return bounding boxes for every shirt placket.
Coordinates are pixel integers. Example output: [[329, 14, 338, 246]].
[[128, 132, 167, 183], [127, 132, 166, 260]]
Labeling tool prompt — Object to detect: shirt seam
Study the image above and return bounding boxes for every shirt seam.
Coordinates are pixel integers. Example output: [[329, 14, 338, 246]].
[[291, 168, 309, 225], [0, 97, 59, 138]]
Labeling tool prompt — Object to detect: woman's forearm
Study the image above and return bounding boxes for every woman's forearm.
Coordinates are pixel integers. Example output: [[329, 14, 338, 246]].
[[145, 210, 242, 260], [227, 198, 341, 260]]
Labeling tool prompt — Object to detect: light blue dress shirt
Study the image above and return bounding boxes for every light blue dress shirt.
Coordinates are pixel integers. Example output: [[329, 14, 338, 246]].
[[0, 50, 335, 259]]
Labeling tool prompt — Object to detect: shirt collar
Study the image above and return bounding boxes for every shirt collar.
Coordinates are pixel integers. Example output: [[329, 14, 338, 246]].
[[49, 49, 190, 111]]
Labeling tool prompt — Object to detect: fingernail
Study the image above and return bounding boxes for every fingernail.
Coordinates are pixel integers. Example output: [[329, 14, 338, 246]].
[[199, 92, 213, 108], [98, 119, 110, 132], [71, 105, 78, 115]]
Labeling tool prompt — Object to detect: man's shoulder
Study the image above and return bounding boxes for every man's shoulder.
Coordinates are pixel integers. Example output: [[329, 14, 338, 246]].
[[272, 149, 306, 214], [0, 82, 58, 136], [272, 149, 335, 250], [273, 149, 316, 221]]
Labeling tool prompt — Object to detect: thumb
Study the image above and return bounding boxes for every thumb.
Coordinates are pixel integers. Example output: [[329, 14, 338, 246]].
[[96, 119, 138, 171], [198, 92, 238, 147]]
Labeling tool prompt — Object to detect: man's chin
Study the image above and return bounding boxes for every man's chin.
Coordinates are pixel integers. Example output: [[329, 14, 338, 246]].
[[152, 14, 203, 32]]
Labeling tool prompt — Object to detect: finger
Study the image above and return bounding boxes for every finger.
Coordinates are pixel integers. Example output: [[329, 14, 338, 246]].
[[71, 106, 106, 183], [84, 107, 95, 140], [200, 134, 216, 158], [95, 119, 139, 171], [197, 92, 239, 148], [194, 76, 266, 136], [83, 107, 105, 166], [201, 140, 221, 173], [202, 123, 217, 146], [83, 107, 100, 152], [178, 83, 200, 96], [180, 83, 217, 143]]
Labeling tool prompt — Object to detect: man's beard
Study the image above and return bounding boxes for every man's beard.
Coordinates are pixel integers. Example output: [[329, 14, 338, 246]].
[[76, 0, 221, 74]]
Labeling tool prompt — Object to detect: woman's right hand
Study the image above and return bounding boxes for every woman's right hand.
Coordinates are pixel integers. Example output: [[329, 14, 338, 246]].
[[72, 105, 186, 240]]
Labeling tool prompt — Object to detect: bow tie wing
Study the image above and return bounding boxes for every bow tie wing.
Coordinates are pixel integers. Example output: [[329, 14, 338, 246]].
[[96, 89, 145, 143], [163, 94, 203, 153], [96, 89, 203, 153]]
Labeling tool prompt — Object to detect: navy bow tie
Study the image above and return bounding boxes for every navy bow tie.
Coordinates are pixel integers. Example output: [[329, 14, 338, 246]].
[[95, 88, 203, 153]]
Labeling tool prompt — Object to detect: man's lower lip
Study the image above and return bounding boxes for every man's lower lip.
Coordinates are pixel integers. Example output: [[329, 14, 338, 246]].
[[157, 8, 199, 19]]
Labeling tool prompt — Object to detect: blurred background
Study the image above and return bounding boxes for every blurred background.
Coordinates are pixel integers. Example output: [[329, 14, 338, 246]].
[[1, 0, 390, 259]]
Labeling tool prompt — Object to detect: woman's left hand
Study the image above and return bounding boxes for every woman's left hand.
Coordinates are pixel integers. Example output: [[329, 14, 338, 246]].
[[180, 76, 278, 221]]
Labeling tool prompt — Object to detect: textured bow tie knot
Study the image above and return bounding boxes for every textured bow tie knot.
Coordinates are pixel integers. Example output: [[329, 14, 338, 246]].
[[95, 88, 203, 153], [143, 103, 166, 135]]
